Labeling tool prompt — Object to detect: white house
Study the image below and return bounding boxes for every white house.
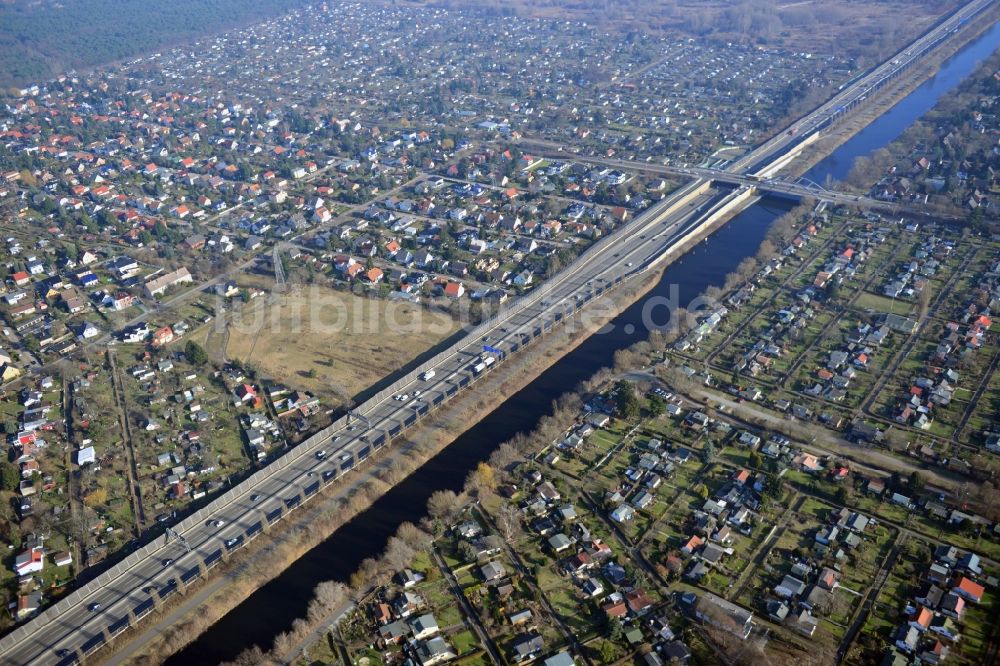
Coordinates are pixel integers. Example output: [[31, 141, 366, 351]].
[[76, 446, 96, 466], [610, 504, 635, 523], [13, 546, 45, 576]]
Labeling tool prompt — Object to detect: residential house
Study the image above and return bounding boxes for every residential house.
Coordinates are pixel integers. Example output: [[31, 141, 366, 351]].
[[775, 575, 807, 599], [542, 652, 576, 666], [611, 504, 635, 523], [16, 591, 42, 621], [13, 546, 45, 576], [793, 610, 818, 637], [480, 561, 506, 583], [625, 589, 655, 616], [953, 577, 984, 604], [144, 267, 193, 298], [409, 613, 441, 640], [417, 637, 456, 666], [695, 593, 753, 639], [940, 593, 965, 620], [511, 633, 545, 663]]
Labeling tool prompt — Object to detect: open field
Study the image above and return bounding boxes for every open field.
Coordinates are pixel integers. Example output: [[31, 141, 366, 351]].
[[223, 287, 460, 405], [103, 264, 669, 666]]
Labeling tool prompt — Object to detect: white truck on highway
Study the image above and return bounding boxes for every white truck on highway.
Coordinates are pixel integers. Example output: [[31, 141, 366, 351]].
[[472, 355, 497, 375], [420, 369, 436, 381]]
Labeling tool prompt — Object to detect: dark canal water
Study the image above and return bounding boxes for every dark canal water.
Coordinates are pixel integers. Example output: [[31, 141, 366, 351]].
[[169, 199, 791, 664], [171, 18, 1000, 663], [802, 18, 1000, 186]]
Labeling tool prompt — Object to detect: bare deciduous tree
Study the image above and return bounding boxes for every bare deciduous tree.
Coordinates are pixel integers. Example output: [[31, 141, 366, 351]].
[[427, 489, 464, 523], [736, 257, 759, 283], [975, 481, 1000, 522], [313, 581, 348, 613], [396, 521, 433, 551], [383, 535, 416, 572], [496, 501, 523, 545], [220, 645, 273, 666], [917, 284, 933, 320], [756, 239, 777, 262], [488, 441, 521, 474], [271, 632, 294, 659]]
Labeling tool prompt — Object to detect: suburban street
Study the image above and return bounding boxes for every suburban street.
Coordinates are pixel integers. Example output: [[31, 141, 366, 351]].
[[0, 175, 722, 666], [0, 0, 994, 661]]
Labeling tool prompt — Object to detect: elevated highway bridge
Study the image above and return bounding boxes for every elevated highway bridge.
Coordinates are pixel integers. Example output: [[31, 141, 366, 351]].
[[3, 0, 991, 663], [518, 143, 953, 219]]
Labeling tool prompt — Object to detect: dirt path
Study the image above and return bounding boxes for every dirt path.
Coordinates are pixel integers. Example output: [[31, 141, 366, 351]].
[[276, 599, 355, 665], [705, 218, 850, 368], [101, 269, 667, 665], [107, 350, 146, 533], [954, 346, 1000, 442], [622, 369, 963, 491], [476, 506, 595, 666], [837, 531, 905, 662], [699, 389, 962, 490], [729, 494, 805, 602], [431, 548, 502, 665], [63, 374, 84, 569], [858, 246, 978, 417]]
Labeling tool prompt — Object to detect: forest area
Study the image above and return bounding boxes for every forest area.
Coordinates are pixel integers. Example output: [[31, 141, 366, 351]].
[[0, 0, 309, 88]]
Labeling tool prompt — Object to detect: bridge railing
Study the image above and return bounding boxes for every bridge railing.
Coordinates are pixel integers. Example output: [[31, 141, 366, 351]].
[[354, 178, 707, 416], [0, 176, 711, 658], [4, 1, 993, 652]]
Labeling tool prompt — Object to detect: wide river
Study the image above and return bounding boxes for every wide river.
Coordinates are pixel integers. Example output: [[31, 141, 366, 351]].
[[170, 17, 1000, 664]]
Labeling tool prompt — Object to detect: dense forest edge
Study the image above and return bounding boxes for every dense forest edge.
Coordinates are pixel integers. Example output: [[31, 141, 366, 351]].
[[0, 0, 309, 89]]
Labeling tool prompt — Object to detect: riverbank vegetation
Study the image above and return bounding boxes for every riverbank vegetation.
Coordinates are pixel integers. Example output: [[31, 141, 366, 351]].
[[846, 45, 1000, 225], [127, 202, 809, 665], [113, 270, 663, 665], [265, 201, 1000, 666]]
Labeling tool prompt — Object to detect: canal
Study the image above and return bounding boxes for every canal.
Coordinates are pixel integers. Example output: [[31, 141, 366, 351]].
[[802, 18, 1000, 186], [170, 17, 1000, 664], [168, 198, 791, 664]]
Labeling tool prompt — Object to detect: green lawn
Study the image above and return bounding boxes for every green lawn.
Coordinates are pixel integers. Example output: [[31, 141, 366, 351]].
[[450, 628, 480, 656], [852, 291, 913, 316]]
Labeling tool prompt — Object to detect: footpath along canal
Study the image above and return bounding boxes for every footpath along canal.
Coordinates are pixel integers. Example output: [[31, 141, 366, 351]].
[[170, 198, 791, 664], [172, 17, 1000, 662]]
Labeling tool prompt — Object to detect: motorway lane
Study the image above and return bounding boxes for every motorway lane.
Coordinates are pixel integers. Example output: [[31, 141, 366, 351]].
[[526, 149, 889, 208], [7, 180, 719, 665], [20, 2, 989, 661], [31, 12, 991, 639], [519, 1, 994, 187], [729, 0, 993, 175], [19, 7, 994, 662]]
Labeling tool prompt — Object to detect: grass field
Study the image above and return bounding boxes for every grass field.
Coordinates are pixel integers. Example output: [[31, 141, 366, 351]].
[[224, 287, 460, 405], [853, 291, 914, 316]]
